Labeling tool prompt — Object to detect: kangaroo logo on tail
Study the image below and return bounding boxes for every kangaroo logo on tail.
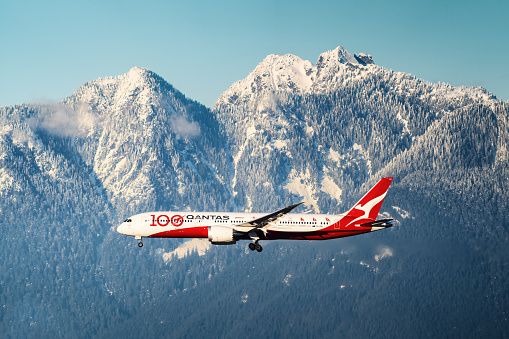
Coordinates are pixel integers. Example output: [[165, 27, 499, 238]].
[[336, 177, 393, 230]]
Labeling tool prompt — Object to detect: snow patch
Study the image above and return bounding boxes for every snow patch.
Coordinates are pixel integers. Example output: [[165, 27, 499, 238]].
[[283, 274, 292, 286], [245, 125, 257, 139], [0, 124, 13, 136], [289, 59, 314, 91], [284, 169, 319, 212], [375, 246, 394, 261], [328, 148, 342, 162], [160, 239, 212, 261], [272, 140, 287, 150], [0, 169, 21, 195], [352, 143, 362, 151], [320, 176, 342, 202], [244, 195, 253, 213], [392, 206, 412, 219], [256, 92, 279, 113], [396, 112, 410, 134]]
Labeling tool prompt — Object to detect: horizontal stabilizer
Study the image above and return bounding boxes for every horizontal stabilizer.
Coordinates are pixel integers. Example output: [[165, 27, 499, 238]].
[[360, 218, 393, 227]]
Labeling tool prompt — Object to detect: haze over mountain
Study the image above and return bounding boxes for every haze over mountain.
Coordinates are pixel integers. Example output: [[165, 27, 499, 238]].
[[1, 46, 507, 338]]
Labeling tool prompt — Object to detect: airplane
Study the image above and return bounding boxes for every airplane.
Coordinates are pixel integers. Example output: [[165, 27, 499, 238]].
[[117, 177, 394, 252]]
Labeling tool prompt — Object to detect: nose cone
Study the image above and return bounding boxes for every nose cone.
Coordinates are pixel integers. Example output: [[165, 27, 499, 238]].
[[117, 224, 123, 234]]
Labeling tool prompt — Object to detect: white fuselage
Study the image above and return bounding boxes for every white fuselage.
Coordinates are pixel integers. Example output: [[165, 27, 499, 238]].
[[117, 211, 343, 237]]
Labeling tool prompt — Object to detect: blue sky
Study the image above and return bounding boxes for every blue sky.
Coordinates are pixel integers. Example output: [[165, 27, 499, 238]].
[[1, 0, 508, 107]]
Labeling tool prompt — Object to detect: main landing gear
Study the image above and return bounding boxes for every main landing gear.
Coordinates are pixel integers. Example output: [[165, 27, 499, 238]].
[[247, 230, 263, 252], [248, 241, 263, 252], [136, 236, 143, 248]]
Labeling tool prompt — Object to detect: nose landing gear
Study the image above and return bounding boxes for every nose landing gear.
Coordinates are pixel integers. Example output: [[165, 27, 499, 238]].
[[135, 236, 143, 248]]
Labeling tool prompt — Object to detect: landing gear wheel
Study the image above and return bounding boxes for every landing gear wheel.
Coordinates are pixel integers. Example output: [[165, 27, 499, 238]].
[[248, 243, 256, 251], [255, 244, 263, 252], [138, 241, 143, 248]]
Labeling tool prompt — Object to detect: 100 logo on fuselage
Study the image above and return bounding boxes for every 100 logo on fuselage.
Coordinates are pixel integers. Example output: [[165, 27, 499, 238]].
[[150, 214, 231, 227], [150, 215, 183, 227]]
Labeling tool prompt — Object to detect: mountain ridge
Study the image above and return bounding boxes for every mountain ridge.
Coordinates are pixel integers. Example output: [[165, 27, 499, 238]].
[[0, 46, 508, 338]]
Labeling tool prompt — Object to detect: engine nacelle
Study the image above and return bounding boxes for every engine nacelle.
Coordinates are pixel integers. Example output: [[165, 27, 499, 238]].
[[208, 226, 237, 245]]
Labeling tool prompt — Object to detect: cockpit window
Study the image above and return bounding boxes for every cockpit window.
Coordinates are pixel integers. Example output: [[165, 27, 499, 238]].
[[123, 218, 132, 223]]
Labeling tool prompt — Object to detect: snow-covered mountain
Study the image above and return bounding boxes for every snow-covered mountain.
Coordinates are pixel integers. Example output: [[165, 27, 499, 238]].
[[217, 46, 373, 105], [62, 67, 233, 220], [218, 46, 495, 110], [215, 46, 503, 218], [1, 46, 508, 338]]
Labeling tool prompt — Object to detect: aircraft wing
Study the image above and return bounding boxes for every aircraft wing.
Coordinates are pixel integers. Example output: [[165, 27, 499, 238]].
[[233, 202, 303, 232]]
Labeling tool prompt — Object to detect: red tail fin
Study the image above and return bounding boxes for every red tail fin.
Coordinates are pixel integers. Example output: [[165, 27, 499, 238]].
[[336, 177, 393, 230]]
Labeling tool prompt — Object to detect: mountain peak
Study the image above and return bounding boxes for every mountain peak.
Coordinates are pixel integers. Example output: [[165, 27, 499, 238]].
[[68, 66, 174, 111], [318, 46, 359, 65], [121, 66, 159, 86], [215, 53, 315, 107], [125, 66, 157, 79], [257, 53, 315, 91], [127, 66, 149, 74], [215, 46, 374, 108], [259, 53, 305, 66]]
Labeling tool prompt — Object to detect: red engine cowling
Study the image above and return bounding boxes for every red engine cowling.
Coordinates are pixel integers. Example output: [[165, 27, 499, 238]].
[[208, 226, 237, 245]]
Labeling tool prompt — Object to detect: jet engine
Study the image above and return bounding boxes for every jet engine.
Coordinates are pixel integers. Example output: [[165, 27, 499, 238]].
[[208, 226, 237, 245]]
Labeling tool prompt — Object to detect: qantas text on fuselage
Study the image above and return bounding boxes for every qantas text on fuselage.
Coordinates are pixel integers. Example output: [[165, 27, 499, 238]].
[[117, 177, 394, 252]]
